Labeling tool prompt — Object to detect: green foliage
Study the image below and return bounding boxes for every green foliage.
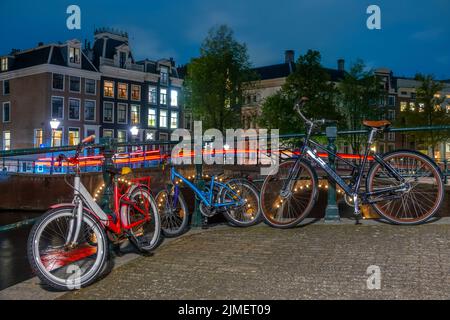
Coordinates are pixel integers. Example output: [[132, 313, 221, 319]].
[[337, 60, 383, 153], [183, 25, 256, 132]]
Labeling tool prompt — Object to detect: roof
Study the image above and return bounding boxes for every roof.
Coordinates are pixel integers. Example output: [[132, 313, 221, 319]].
[[252, 62, 346, 82]]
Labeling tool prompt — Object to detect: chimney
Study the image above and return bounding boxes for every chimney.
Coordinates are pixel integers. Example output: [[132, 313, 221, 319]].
[[38, 42, 44, 47], [285, 50, 295, 64], [337, 59, 345, 71]]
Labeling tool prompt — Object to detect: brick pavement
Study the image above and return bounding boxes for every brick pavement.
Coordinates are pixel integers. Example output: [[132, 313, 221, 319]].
[[60, 222, 450, 300]]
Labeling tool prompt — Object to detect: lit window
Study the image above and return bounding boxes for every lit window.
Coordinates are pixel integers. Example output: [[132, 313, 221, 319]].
[[1, 57, 8, 71], [85, 79, 96, 95], [3, 131, 11, 150], [103, 102, 114, 123], [131, 105, 140, 125], [118, 83, 128, 99], [104, 81, 114, 97], [3, 102, 10, 122], [68, 128, 80, 146], [103, 129, 114, 139], [400, 101, 407, 112], [52, 74, 64, 90], [68, 99, 80, 120], [117, 103, 128, 124], [69, 76, 80, 92], [51, 97, 64, 119], [3, 80, 10, 95], [117, 130, 127, 143], [148, 108, 156, 127], [409, 102, 415, 111], [418, 103, 425, 112], [84, 100, 96, 121], [171, 90, 178, 107], [170, 111, 178, 129], [52, 129, 63, 147], [34, 129, 43, 148], [69, 47, 81, 64], [160, 88, 167, 105], [159, 109, 168, 128], [148, 86, 157, 104], [131, 85, 141, 101]]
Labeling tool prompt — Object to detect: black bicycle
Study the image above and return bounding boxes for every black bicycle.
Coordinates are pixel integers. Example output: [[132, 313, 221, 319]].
[[260, 97, 445, 228]]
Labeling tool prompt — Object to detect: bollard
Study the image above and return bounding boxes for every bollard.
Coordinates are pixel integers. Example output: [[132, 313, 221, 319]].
[[324, 126, 340, 222], [191, 163, 205, 228], [100, 137, 115, 216]]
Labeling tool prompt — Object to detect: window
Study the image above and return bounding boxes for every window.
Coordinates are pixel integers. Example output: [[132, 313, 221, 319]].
[[170, 90, 178, 107], [34, 129, 43, 148], [378, 143, 385, 154], [131, 85, 141, 101], [131, 105, 140, 125], [119, 52, 127, 68], [52, 74, 64, 90], [411, 93, 416, 100], [117, 103, 128, 124], [388, 95, 396, 106], [145, 130, 155, 141], [387, 110, 395, 121], [409, 102, 415, 111], [51, 97, 64, 119], [3, 131, 10, 150], [85, 79, 96, 95], [3, 102, 10, 122], [159, 109, 168, 128], [148, 108, 156, 127], [419, 103, 425, 112], [68, 99, 80, 120], [160, 66, 169, 84], [388, 132, 395, 141], [1, 57, 8, 71], [184, 113, 192, 131], [103, 129, 114, 139], [387, 143, 395, 152], [170, 111, 178, 129], [69, 76, 81, 92], [52, 129, 63, 147], [69, 47, 81, 64], [84, 100, 96, 121], [103, 102, 114, 123], [68, 128, 80, 146], [104, 80, 114, 97], [3, 80, 10, 95], [117, 130, 127, 143], [400, 101, 407, 112], [118, 83, 128, 99], [160, 88, 167, 105], [148, 86, 157, 104]]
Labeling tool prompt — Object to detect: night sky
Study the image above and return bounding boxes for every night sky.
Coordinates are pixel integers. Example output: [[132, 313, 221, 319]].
[[0, 0, 449, 79]]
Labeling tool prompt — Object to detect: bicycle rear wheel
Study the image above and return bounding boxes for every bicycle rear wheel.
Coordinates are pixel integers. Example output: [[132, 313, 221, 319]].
[[156, 185, 189, 238], [366, 150, 444, 225], [260, 159, 318, 228], [27, 207, 108, 291]]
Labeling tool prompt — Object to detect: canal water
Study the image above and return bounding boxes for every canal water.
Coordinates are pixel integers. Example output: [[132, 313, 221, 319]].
[[0, 211, 43, 290]]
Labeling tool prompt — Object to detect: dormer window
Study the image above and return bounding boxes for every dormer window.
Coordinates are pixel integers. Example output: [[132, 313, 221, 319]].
[[160, 66, 169, 84], [69, 47, 81, 64], [119, 52, 127, 68], [1, 57, 8, 71]]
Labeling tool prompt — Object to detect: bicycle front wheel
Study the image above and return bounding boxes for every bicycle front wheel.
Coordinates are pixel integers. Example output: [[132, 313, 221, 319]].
[[260, 159, 318, 228], [27, 207, 108, 291], [366, 150, 444, 225]]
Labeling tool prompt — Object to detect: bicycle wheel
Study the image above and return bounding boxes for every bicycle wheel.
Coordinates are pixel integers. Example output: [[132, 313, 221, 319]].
[[27, 206, 108, 291], [219, 179, 262, 227], [260, 159, 318, 228], [121, 187, 162, 251], [366, 150, 444, 225], [156, 185, 189, 238]]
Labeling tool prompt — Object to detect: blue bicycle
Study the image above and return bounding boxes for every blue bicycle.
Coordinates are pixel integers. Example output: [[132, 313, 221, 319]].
[[156, 166, 262, 237]]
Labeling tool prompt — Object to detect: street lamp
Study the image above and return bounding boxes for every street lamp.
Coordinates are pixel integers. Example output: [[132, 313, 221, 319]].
[[49, 119, 60, 174]]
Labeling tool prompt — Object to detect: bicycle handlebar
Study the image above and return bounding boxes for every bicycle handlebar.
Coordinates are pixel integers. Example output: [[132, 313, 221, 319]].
[[293, 97, 337, 127]]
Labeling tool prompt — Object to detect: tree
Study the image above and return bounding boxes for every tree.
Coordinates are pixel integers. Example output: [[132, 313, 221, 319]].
[[183, 25, 255, 132], [399, 74, 450, 158], [337, 60, 383, 154], [258, 50, 340, 134]]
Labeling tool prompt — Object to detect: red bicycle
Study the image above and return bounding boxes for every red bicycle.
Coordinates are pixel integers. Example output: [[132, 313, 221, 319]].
[[27, 136, 161, 290]]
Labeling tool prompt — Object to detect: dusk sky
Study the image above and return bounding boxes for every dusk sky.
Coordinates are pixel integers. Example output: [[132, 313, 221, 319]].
[[0, 0, 449, 79]]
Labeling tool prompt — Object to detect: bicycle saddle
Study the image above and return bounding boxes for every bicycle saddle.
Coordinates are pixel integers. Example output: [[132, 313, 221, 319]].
[[362, 120, 391, 129]]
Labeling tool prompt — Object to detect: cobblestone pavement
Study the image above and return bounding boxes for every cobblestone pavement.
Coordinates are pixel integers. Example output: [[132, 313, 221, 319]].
[[61, 223, 450, 300]]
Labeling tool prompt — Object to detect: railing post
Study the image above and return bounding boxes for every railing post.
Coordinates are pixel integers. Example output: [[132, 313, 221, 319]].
[[100, 137, 115, 215], [444, 159, 448, 185], [192, 163, 205, 228], [324, 126, 340, 222]]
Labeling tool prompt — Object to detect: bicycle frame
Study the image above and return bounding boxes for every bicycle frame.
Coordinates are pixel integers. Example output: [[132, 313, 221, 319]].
[[170, 167, 245, 208]]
